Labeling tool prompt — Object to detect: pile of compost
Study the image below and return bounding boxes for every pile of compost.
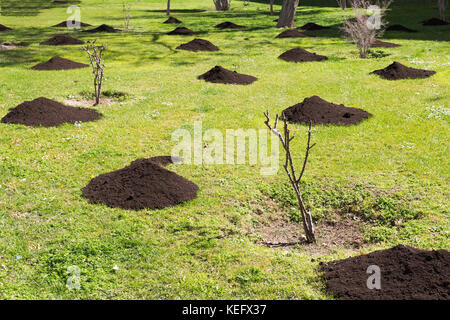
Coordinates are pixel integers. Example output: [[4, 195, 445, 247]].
[[298, 22, 330, 30], [40, 35, 84, 45], [322, 245, 450, 300], [422, 18, 449, 26], [52, 20, 91, 27], [278, 47, 327, 62], [30, 56, 89, 70], [83, 24, 118, 33], [370, 39, 401, 48], [282, 95, 372, 125], [163, 16, 182, 24], [167, 27, 196, 35], [276, 29, 311, 38], [1, 97, 102, 127], [0, 24, 12, 31], [176, 38, 219, 51], [371, 61, 436, 80], [81, 156, 198, 210], [215, 21, 245, 29], [386, 24, 417, 33], [197, 65, 257, 85]]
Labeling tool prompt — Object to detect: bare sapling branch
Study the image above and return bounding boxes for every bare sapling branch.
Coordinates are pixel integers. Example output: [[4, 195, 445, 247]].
[[264, 111, 316, 243], [82, 40, 107, 106], [123, 1, 131, 30]]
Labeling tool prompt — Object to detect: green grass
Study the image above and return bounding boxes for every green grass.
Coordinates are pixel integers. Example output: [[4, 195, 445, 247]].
[[0, 0, 449, 299]]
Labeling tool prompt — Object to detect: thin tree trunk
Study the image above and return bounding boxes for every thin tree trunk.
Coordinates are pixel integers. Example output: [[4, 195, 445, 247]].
[[270, 0, 274, 15], [276, 0, 299, 28], [166, 0, 170, 15]]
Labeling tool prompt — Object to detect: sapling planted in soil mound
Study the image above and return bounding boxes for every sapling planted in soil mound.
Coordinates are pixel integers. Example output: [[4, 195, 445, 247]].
[[278, 47, 327, 62], [197, 66, 257, 85], [176, 38, 219, 51], [371, 61, 436, 80], [83, 40, 107, 105], [81, 157, 198, 210], [163, 16, 182, 24], [40, 35, 84, 45], [1, 97, 102, 127], [276, 29, 311, 38], [215, 21, 245, 29], [167, 27, 196, 35], [282, 96, 372, 125], [322, 245, 450, 300], [30, 56, 88, 70]]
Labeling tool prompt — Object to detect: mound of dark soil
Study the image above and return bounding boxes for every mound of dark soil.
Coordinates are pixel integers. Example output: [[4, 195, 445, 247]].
[[322, 245, 450, 300], [163, 16, 182, 24], [30, 56, 88, 70], [422, 18, 449, 26], [81, 157, 198, 210], [386, 24, 417, 33], [83, 24, 118, 33], [298, 22, 330, 30], [370, 39, 401, 48], [52, 20, 91, 27], [167, 27, 196, 35], [278, 47, 327, 62], [0, 24, 12, 31], [1, 97, 101, 127], [282, 95, 372, 125], [40, 35, 84, 45], [371, 61, 436, 80], [176, 38, 219, 51], [215, 21, 245, 29], [197, 65, 257, 85], [276, 29, 312, 38]]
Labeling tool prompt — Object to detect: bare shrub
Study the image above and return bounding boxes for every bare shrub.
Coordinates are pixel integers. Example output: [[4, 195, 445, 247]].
[[123, 2, 131, 30], [342, 0, 392, 58], [213, 0, 231, 11], [83, 41, 107, 106], [264, 112, 317, 243]]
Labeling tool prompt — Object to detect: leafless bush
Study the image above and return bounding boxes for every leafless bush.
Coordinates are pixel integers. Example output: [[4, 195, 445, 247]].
[[342, 0, 392, 58], [83, 41, 106, 106], [213, 0, 231, 11], [264, 112, 316, 243], [123, 2, 131, 30], [437, 0, 448, 21]]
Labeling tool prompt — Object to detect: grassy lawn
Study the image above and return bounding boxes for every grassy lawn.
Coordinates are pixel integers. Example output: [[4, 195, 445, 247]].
[[0, 0, 448, 299]]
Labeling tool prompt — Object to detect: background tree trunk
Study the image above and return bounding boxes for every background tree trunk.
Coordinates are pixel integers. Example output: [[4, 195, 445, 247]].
[[270, 0, 274, 15], [338, 0, 347, 10], [276, 0, 299, 28], [166, 0, 170, 15]]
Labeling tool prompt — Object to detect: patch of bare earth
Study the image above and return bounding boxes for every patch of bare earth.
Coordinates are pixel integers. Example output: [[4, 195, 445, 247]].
[[64, 98, 114, 107], [244, 199, 370, 255]]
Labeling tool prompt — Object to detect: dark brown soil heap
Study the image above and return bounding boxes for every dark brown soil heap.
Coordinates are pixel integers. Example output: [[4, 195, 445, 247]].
[[322, 245, 450, 300], [1, 97, 102, 127], [176, 38, 219, 51], [215, 21, 245, 29], [422, 18, 449, 26], [298, 22, 330, 30], [0, 24, 12, 31], [197, 65, 257, 85], [370, 39, 401, 48], [278, 47, 327, 62], [40, 35, 84, 46], [276, 29, 312, 38], [83, 24, 118, 33], [371, 61, 436, 80], [30, 56, 89, 70], [167, 27, 196, 35], [81, 157, 199, 210], [282, 95, 372, 125], [163, 16, 182, 24], [52, 20, 91, 27], [386, 24, 417, 33]]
